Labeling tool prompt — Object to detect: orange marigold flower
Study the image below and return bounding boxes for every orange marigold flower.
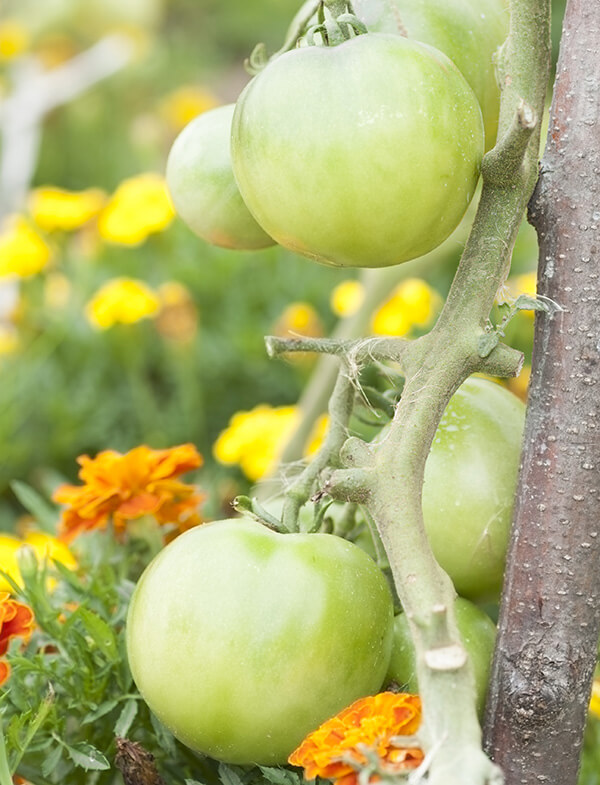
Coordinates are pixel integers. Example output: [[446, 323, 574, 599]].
[[288, 692, 424, 785], [0, 591, 34, 686], [53, 444, 204, 542]]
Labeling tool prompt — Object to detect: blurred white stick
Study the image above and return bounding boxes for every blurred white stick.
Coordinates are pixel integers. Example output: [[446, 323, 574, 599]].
[[0, 33, 135, 218]]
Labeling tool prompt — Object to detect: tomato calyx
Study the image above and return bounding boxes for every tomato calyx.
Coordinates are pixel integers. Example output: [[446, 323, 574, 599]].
[[303, 2, 368, 48]]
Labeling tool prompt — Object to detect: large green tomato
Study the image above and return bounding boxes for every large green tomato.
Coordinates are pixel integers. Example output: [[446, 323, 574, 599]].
[[353, 0, 509, 150], [386, 598, 496, 716], [126, 518, 394, 765], [166, 104, 275, 250], [422, 377, 525, 600], [231, 34, 484, 268]]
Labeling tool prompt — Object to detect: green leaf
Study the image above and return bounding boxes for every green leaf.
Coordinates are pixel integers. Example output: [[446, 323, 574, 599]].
[[63, 741, 110, 771], [218, 763, 247, 785], [74, 607, 119, 662], [114, 698, 138, 738], [259, 766, 303, 785], [9, 481, 58, 533], [41, 743, 63, 778], [514, 294, 550, 312], [82, 698, 120, 725], [477, 332, 500, 358]]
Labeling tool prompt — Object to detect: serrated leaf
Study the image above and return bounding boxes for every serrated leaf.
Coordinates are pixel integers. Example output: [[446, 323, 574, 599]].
[[218, 762, 247, 785], [478, 332, 500, 358], [259, 766, 303, 785], [10, 481, 58, 533], [514, 294, 550, 312], [74, 607, 119, 662], [114, 698, 138, 738], [64, 741, 110, 771], [82, 698, 119, 725]]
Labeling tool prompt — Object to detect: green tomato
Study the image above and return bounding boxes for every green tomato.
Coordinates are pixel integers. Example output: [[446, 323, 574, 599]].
[[422, 377, 525, 600], [126, 517, 394, 765], [231, 34, 484, 268], [166, 104, 275, 250], [386, 598, 496, 716], [353, 0, 509, 151]]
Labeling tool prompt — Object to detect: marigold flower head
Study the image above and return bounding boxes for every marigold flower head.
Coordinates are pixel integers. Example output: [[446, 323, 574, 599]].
[[371, 278, 441, 337], [0, 531, 76, 592], [29, 186, 106, 232], [0, 215, 51, 279], [97, 173, 175, 245], [273, 302, 323, 338], [85, 277, 161, 329], [330, 279, 365, 318], [0, 591, 34, 686], [53, 444, 204, 542], [213, 405, 326, 482], [289, 692, 424, 785]]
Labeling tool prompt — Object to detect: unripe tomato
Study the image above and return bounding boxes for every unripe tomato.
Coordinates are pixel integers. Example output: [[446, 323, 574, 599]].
[[422, 377, 525, 600], [353, 0, 509, 150], [386, 598, 496, 716], [373, 377, 525, 600], [166, 104, 275, 250], [126, 518, 394, 765], [232, 34, 484, 268]]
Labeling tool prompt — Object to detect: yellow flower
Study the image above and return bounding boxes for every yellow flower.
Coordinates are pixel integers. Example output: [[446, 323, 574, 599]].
[[85, 277, 161, 329], [497, 270, 537, 313], [330, 279, 365, 318], [590, 679, 600, 719], [214, 405, 299, 481], [0, 531, 77, 592], [0, 20, 29, 61], [159, 85, 219, 131], [29, 186, 106, 232], [289, 692, 424, 785], [214, 405, 328, 481], [507, 364, 531, 401], [0, 215, 51, 279], [97, 173, 175, 245], [371, 278, 441, 336]]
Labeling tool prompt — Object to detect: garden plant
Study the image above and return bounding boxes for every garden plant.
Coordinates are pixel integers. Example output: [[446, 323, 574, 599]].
[[0, 0, 599, 784]]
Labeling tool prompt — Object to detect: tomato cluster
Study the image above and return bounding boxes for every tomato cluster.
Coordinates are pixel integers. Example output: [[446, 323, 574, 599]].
[[166, 0, 508, 267]]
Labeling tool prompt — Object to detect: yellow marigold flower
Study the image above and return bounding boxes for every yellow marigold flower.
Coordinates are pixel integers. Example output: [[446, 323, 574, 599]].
[[289, 692, 424, 785], [160, 85, 219, 131], [0, 531, 77, 592], [371, 278, 441, 336], [53, 443, 204, 542], [155, 281, 198, 343], [214, 405, 299, 482], [507, 364, 531, 402], [29, 186, 106, 232], [0, 592, 34, 687], [274, 302, 323, 337], [98, 173, 175, 245], [0, 20, 29, 61], [330, 279, 365, 318], [0, 215, 51, 279], [590, 679, 600, 719], [497, 270, 537, 309], [85, 277, 161, 329], [0, 324, 18, 355]]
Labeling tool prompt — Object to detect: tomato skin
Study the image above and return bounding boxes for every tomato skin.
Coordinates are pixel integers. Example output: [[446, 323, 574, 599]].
[[231, 34, 484, 268], [422, 377, 525, 600], [126, 517, 394, 765], [353, 0, 509, 151], [386, 598, 496, 716], [166, 104, 275, 250]]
